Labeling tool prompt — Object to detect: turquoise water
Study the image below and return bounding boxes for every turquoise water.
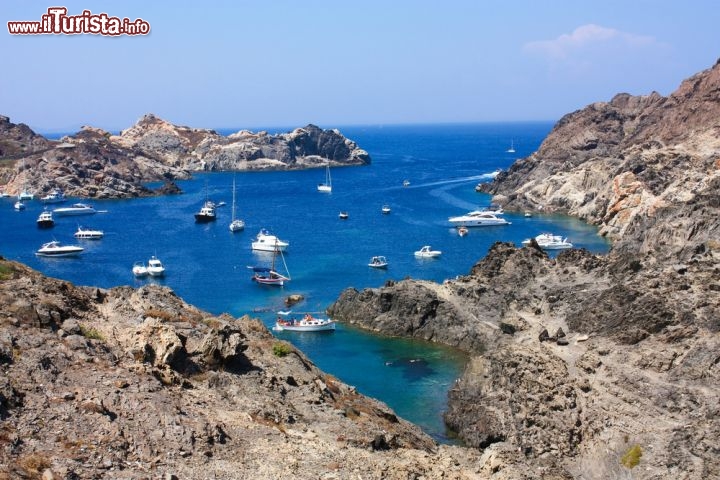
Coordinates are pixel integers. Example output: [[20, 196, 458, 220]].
[[0, 122, 610, 442]]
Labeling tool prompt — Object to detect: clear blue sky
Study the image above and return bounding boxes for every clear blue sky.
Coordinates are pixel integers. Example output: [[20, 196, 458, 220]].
[[2, 1, 719, 132]]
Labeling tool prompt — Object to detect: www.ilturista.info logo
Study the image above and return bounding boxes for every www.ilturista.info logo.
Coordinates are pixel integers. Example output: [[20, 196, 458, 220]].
[[7, 7, 150, 36]]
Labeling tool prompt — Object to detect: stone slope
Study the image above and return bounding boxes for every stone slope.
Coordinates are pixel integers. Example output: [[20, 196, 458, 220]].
[[329, 243, 720, 478], [0, 257, 518, 479], [479, 59, 720, 262]]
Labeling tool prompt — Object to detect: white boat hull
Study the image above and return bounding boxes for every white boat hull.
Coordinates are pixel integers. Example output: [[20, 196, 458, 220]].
[[273, 319, 336, 332], [448, 216, 510, 226]]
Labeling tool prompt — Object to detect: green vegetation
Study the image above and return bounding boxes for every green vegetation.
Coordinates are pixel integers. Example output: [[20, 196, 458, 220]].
[[620, 444, 642, 469], [0, 262, 14, 281], [272, 342, 292, 357], [79, 324, 104, 341]]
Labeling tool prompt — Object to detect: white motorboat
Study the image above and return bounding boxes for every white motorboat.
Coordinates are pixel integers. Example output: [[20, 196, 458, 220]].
[[147, 256, 165, 276], [53, 203, 96, 216], [339, 211, 349, 220], [448, 211, 510, 227], [132, 262, 149, 277], [35, 241, 83, 257], [17, 190, 34, 201], [41, 189, 66, 204], [381, 205, 391, 214], [194, 200, 216, 223], [317, 165, 332, 193], [14, 200, 25, 211], [368, 256, 388, 268], [252, 229, 289, 252], [522, 233, 573, 250], [74, 226, 104, 239], [273, 313, 336, 332], [37, 209, 54, 228], [414, 245, 442, 258], [457, 226, 468, 237], [402, 179, 410, 187], [229, 176, 244, 232]]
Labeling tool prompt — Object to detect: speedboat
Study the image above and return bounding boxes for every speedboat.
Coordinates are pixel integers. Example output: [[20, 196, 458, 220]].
[[53, 203, 96, 216], [41, 189, 66, 204], [147, 256, 165, 276], [35, 241, 83, 257], [132, 262, 149, 277], [14, 200, 25, 211], [522, 233, 573, 250], [273, 314, 336, 332], [252, 229, 289, 252], [457, 226, 468, 237], [402, 179, 410, 187], [368, 256, 388, 268], [414, 246, 442, 258], [194, 201, 216, 223], [74, 226, 104, 239], [339, 211, 349, 220], [381, 205, 391, 214], [448, 211, 510, 227], [36, 210, 54, 228]]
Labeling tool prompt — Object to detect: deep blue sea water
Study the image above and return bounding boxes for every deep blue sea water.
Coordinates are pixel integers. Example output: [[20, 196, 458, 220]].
[[1, 122, 610, 442]]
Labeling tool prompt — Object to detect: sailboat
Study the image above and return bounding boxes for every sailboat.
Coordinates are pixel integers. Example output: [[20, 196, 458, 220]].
[[506, 140, 516, 153], [229, 176, 244, 232], [249, 244, 291, 286], [317, 165, 332, 193], [17, 160, 34, 200]]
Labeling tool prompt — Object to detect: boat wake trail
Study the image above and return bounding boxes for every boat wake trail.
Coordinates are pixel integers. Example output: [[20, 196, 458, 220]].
[[388, 171, 498, 191]]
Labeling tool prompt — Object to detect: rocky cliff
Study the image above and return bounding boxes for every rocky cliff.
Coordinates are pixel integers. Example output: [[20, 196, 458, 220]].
[[0, 258, 505, 479], [479, 59, 720, 262], [0, 114, 370, 199], [329, 61, 720, 479]]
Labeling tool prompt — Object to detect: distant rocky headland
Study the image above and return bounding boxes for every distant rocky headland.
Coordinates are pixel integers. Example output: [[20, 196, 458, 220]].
[[0, 114, 370, 199], [329, 60, 720, 478]]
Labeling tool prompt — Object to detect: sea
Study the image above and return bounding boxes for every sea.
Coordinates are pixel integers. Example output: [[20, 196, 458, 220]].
[[0, 122, 611, 443]]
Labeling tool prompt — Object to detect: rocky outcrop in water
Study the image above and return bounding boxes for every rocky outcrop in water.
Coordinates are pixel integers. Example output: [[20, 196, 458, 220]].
[[0, 114, 370, 199], [111, 114, 371, 171], [328, 61, 720, 478], [0, 258, 501, 479]]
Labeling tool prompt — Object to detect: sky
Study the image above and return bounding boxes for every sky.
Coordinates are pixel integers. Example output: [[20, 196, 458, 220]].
[[1, 1, 719, 132]]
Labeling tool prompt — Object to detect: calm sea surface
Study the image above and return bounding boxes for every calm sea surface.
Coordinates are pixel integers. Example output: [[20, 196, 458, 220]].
[[1, 122, 610, 442]]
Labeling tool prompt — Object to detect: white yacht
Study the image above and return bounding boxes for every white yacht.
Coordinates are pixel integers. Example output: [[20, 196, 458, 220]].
[[522, 233, 573, 250], [74, 226, 104, 239], [53, 203, 96, 216], [36, 210, 54, 228], [414, 246, 442, 258], [41, 189, 66, 204], [448, 211, 510, 227], [147, 256, 165, 276], [35, 241, 83, 257], [251, 229, 289, 252]]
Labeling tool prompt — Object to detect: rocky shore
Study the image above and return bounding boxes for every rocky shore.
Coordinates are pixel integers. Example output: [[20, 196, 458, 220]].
[[0, 114, 370, 199], [328, 61, 720, 478], [0, 258, 491, 479]]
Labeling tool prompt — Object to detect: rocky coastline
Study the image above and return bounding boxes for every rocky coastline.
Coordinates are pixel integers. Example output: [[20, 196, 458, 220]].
[[328, 61, 720, 478], [0, 114, 370, 199]]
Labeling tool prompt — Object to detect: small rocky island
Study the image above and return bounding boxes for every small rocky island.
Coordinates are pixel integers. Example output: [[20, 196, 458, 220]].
[[0, 114, 370, 199]]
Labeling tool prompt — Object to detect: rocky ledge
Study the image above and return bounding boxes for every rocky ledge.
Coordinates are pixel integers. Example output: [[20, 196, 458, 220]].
[[0, 114, 370, 199], [0, 258, 513, 479]]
